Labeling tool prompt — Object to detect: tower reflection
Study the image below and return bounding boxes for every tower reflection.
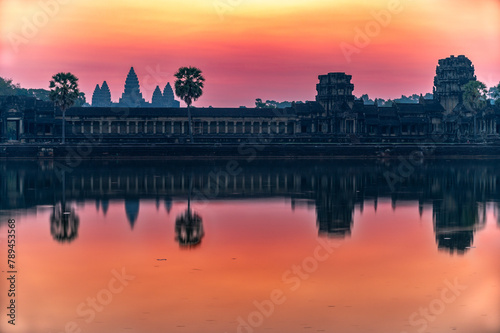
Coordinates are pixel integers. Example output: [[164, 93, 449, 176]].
[[431, 172, 486, 254]]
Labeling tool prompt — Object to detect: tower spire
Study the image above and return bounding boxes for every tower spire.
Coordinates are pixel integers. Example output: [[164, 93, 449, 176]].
[[119, 67, 146, 107], [91, 84, 101, 106], [163, 82, 180, 107], [100, 81, 112, 106], [152, 85, 163, 106]]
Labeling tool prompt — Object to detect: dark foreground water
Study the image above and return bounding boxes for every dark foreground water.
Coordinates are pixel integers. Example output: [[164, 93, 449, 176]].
[[0, 159, 499, 333]]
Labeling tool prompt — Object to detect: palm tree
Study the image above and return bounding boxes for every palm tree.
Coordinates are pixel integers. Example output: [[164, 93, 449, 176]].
[[174, 67, 205, 143], [49, 73, 80, 144]]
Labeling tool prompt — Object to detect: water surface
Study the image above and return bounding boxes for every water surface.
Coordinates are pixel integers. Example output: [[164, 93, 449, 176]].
[[0, 160, 499, 333]]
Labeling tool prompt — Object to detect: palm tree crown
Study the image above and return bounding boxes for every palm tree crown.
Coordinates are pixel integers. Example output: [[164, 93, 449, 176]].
[[49, 72, 80, 111], [174, 67, 205, 107]]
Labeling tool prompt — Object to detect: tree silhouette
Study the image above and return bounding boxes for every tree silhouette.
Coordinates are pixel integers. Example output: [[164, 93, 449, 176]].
[[255, 98, 266, 108], [255, 98, 278, 108], [0, 77, 16, 95], [174, 67, 205, 143], [49, 72, 80, 144], [492, 83, 500, 107], [462, 80, 487, 139]]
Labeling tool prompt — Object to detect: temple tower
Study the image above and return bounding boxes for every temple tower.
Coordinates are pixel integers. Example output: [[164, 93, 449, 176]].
[[91, 84, 101, 106], [119, 67, 146, 107], [163, 82, 180, 107], [100, 81, 112, 106], [316, 73, 355, 115], [92, 82, 112, 107], [163, 83, 174, 104], [433, 55, 476, 113], [151, 86, 163, 106]]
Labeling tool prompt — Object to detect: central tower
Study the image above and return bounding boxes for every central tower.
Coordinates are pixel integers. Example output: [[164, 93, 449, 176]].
[[119, 67, 146, 107]]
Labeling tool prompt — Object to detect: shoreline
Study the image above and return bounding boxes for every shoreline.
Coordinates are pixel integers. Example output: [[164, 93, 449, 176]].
[[2, 142, 500, 159]]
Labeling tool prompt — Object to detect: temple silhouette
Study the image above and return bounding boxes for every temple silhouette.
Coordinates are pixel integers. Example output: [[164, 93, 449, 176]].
[[91, 67, 180, 108], [1, 55, 498, 144]]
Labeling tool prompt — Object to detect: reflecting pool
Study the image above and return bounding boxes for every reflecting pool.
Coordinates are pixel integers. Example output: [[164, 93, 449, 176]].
[[0, 159, 499, 333]]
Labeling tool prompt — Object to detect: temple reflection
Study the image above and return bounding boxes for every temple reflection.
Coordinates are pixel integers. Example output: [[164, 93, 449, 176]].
[[0, 160, 497, 253]]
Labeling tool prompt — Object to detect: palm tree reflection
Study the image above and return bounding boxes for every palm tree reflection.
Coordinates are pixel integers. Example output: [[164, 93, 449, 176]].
[[50, 170, 80, 243], [50, 202, 79, 243], [175, 175, 204, 247], [175, 209, 204, 247]]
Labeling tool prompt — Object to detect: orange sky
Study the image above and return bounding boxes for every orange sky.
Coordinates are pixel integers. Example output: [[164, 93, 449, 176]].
[[0, 0, 499, 107]]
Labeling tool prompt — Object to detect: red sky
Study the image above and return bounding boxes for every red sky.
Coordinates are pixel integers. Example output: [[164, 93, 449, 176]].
[[0, 0, 499, 107]]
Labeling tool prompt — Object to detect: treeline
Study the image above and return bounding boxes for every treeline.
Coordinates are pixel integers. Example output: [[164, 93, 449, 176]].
[[358, 93, 433, 106], [0, 77, 87, 107], [255, 98, 300, 109], [358, 82, 500, 107]]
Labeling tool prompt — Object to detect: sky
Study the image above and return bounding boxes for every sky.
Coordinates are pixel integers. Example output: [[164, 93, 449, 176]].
[[0, 0, 499, 107]]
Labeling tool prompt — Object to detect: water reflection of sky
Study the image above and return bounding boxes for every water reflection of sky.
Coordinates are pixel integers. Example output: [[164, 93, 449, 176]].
[[0, 160, 499, 333]]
